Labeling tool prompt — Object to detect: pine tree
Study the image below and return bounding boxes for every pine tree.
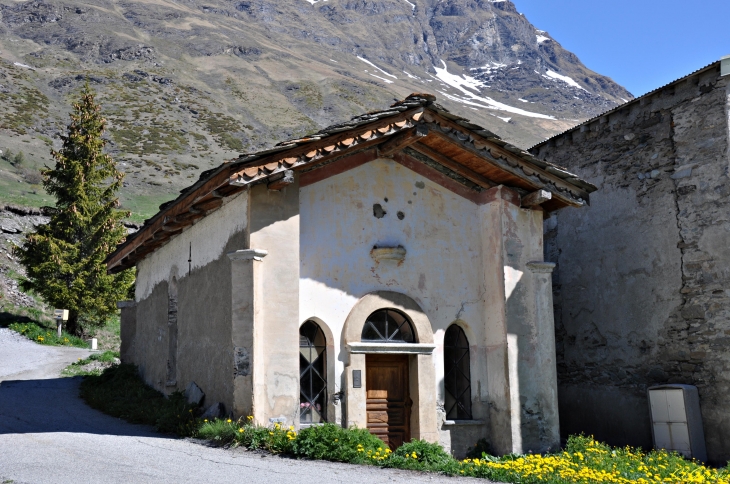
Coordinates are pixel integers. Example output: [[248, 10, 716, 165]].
[[14, 84, 134, 336]]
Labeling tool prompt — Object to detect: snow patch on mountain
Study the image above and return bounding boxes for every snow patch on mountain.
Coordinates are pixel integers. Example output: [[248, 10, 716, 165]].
[[545, 70, 587, 91], [357, 56, 397, 79], [434, 61, 555, 120]]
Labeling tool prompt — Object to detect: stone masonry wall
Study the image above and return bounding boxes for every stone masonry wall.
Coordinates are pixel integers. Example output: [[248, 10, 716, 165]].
[[530, 63, 730, 463]]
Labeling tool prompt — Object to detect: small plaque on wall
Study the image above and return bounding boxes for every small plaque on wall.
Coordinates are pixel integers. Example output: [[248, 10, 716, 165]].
[[352, 370, 362, 388]]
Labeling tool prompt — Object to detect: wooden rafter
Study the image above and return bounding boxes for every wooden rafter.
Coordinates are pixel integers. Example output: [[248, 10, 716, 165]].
[[409, 142, 497, 190]]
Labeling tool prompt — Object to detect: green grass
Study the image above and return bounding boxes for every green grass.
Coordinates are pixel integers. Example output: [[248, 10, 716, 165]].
[[92, 313, 120, 352], [119, 191, 178, 223], [79, 364, 199, 435], [8, 321, 89, 348], [0, 168, 53, 209], [62, 350, 119, 377], [0, 84, 50, 135]]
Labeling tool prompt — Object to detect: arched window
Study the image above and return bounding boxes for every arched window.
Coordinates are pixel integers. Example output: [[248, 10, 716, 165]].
[[299, 321, 327, 423], [361, 309, 415, 343], [444, 325, 472, 419]]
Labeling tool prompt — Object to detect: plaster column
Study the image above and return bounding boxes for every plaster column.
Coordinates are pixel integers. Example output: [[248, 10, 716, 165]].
[[501, 199, 560, 454], [117, 300, 137, 364], [345, 353, 367, 428], [526, 261, 560, 450], [479, 187, 516, 455], [412, 353, 439, 442], [479, 186, 560, 454], [228, 249, 267, 420], [249, 181, 300, 427]]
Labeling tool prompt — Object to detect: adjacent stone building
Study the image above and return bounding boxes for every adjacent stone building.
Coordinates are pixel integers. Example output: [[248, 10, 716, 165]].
[[530, 58, 730, 463], [108, 94, 595, 457]]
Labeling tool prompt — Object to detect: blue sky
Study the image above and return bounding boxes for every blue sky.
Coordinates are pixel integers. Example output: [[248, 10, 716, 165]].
[[514, 0, 730, 96]]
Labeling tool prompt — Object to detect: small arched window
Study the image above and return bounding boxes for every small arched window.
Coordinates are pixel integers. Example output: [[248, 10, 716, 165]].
[[361, 309, 415, 343], [300, 321, 327, 424], [444, 324, 472, 419]]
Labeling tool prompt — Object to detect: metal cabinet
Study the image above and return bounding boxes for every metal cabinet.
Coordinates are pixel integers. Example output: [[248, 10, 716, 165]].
[[648, 384, 707, 462]]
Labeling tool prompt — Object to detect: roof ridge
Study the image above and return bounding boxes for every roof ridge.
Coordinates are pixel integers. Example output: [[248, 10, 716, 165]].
[[530, 60, 722, 150]]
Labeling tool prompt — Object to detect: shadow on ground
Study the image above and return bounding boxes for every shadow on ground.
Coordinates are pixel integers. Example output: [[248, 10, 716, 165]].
[[0, 376, 163, 439], [0, 311, 37, 327]]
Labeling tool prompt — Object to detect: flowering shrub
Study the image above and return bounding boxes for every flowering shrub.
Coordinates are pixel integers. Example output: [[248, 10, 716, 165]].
[[196, 425, 730, 483], [198, 418, 297, 453], [82, 366, 730, 483], [9, 321, 88, 348], [458, 435, 730, 484], [382, 439, 456, 472], [291, 423, 385, 464]]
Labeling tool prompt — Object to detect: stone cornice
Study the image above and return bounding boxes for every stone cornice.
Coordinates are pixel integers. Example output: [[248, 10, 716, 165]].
[[227, 249, 268, 262]]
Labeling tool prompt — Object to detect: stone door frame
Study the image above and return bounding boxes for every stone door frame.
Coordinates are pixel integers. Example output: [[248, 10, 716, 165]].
[[342, 291, 438, 442]]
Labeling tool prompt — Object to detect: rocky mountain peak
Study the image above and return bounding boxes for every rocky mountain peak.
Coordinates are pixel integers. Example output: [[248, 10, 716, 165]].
[[0, 0, 631, 219]]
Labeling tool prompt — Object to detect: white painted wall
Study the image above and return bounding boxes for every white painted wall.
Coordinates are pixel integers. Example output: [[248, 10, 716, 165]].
[[136, 192, 249, 301], [299, 158, 490, 405]]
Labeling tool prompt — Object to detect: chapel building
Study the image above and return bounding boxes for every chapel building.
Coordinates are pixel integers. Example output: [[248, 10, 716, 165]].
[[109, 94, 594, 456]]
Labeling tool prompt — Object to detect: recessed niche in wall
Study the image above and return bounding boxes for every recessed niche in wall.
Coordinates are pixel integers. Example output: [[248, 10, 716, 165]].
[[370, 246, 406, 264]]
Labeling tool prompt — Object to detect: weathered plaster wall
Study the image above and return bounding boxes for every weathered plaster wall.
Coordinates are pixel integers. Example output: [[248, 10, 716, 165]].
[[300, 158, 494, 452], [136, 193, 249, 300], [533, 65, 730, 462], [133, 193, 249, 411]]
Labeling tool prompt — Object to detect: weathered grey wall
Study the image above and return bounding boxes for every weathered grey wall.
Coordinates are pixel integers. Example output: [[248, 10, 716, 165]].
[[133, 193, 249, 412], [532, 64, 730, 463]]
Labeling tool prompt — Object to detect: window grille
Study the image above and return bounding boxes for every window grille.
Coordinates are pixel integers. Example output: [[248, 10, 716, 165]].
[[444, 325, 472, 419], [361, 309, 415, 343], [300, 321, 327, 424]]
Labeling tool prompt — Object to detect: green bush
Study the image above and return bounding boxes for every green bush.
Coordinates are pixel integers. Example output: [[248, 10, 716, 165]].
[[383, 439, 457, 472], [291, 423, 386, 464], [197, 418, 295, 453], [80, 364, 199, 435], [9, 321, 88, 348]]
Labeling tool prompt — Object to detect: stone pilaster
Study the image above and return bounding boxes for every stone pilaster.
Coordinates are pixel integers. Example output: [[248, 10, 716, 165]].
[[479, 186, 561, 454], [228, 249, 267, 419], [117, 300, 137, 364]]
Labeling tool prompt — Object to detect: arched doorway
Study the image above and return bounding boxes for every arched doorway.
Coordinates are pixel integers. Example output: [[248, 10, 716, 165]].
[[342, 291, 438, 445], [362, 309, 415, 448]]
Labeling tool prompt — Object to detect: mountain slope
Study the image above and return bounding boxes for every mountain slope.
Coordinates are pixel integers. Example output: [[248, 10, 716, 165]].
[[0, 0, 632, 220]]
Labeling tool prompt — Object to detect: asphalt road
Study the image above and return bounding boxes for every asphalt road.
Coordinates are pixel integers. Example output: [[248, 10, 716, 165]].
[[0, 328, 489, 484]]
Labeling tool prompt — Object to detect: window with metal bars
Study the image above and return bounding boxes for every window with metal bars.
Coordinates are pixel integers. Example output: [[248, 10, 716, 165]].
[[361, 309, 416, 343], [444, 324, 472, 419], [299, 321, 327, 424]]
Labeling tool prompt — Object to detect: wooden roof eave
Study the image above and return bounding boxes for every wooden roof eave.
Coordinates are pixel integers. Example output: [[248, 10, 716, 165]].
[[107, 96, 597, 274], [421, 110, 590, 208], [105, 106, 426, 273], [227, 109, 425, 187]]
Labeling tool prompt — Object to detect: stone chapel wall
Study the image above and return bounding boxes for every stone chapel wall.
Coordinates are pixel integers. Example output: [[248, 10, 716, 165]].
[[530, 64, 730, 463], [132, 192, 249, 411]]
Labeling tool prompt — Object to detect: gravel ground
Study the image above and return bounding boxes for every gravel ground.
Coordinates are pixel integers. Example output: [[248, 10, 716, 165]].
[[0, 327, 493, 484]]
